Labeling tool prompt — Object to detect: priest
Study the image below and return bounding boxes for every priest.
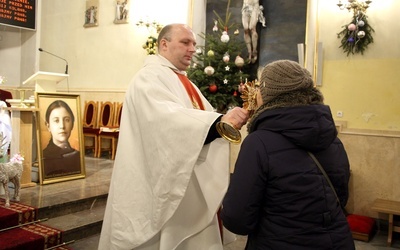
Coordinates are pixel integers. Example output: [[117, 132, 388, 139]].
[[98, 23, 249, 249]]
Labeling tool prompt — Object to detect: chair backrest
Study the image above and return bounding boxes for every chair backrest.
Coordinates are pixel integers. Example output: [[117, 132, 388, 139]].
[[0, 89, 13, 107], [98, 101, 115, 127], [113, 102, 123, 127], [83, 101, 99, 128]]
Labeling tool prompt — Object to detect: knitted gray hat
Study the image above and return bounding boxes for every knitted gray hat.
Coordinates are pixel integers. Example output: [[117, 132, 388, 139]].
[[259, 60, 314, 104]]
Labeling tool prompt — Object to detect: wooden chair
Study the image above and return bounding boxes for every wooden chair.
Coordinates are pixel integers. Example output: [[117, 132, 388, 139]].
[[96, 101, 117, 158], [82, 101, 100, 156], [97, 102, 122, 160], [113, 102, 123, 128]]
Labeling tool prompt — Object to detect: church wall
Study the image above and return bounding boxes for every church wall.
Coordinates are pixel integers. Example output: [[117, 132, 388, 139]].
[[223, 0, 400, 218], [1, 0, 399, 219]]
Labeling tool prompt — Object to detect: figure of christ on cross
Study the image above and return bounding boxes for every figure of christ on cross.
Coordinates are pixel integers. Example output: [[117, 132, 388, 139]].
[[242, 0, 266, 63]]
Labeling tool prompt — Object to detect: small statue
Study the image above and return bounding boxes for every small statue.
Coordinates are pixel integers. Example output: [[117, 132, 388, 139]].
[[242, 0, 267, 63], [0, 153, 24, 207]]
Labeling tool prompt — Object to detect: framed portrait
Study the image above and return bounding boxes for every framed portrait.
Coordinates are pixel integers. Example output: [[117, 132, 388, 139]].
[[35, 92, 86, 184]]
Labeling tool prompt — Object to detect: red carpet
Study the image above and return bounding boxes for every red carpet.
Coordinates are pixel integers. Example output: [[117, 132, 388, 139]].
[[0, 199, 69, 249], [0, 199, 37, 230]]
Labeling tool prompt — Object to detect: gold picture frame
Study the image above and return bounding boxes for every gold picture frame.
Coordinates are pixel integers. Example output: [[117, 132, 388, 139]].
[[35, 92, 86, 184]]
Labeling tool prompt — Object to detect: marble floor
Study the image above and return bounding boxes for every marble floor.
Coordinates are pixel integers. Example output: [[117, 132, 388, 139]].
[[3, 156, 112, 209], [71, 232, 400, 250], [2, 156, 400, 249]]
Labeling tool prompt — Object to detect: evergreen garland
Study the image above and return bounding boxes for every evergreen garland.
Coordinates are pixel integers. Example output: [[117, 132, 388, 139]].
[[187, 1, 254, 113], [337, 11, 374, 56]]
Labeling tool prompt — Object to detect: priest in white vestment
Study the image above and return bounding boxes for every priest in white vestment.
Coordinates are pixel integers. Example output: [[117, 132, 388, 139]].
[[98, 24, 249, 250]]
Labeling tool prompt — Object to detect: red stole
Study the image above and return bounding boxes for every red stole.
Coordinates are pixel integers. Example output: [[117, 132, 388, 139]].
[[174, 72, 205, 110]]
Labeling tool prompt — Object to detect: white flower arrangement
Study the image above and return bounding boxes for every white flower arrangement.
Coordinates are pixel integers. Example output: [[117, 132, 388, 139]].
[[0, 75, 6, 85], [0, 132, 8, 159]]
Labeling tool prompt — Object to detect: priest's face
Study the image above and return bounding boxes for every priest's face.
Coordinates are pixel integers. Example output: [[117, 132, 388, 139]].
[[46, 107, 73, 147], [160, 25, 196, 71]]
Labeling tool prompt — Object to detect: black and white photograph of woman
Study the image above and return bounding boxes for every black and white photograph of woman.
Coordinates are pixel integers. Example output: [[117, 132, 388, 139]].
[[42, 99, 82, 179]]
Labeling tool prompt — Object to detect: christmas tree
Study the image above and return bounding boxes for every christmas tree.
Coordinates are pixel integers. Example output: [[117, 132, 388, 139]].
[[187, 0, 254, 113]]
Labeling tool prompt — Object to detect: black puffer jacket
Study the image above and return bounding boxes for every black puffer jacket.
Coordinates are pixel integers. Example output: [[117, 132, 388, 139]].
[[221, 104, 355, 250]]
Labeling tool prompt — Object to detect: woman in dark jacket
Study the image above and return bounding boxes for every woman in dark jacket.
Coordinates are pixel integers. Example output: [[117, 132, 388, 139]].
[[221, 60, 355, 250]]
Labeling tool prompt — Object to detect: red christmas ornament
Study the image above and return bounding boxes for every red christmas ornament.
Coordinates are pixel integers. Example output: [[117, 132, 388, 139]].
[[233, 90, 238, 97], [238, 82, 245, 93], [209, 84, 218, 93]]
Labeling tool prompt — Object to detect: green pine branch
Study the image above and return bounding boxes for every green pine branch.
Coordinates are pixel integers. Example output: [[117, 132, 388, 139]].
[[337, 13, 375, 56]]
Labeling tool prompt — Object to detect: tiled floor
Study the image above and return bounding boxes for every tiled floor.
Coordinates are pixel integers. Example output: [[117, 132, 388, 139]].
[[70, 231, 400, 249], [3, 156, 399, 249]]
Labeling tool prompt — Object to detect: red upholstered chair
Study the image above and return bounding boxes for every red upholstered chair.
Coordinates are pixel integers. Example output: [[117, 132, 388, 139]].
[[82, 101, 100, 156], [0, 89, 13, 108], [0, 89, 13, 117], [98, 102, 122, 160], [96, 101, 116, 158]]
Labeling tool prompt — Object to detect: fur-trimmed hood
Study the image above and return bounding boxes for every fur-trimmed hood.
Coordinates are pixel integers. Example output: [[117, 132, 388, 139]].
[[246, 88, 337, 151]]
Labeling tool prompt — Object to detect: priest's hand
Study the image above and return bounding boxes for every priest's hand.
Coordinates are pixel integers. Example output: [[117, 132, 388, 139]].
[[221, 107, 249, 130]]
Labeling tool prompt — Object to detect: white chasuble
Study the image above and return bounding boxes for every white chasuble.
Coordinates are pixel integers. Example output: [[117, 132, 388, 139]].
[[98, 55, 230, 250]]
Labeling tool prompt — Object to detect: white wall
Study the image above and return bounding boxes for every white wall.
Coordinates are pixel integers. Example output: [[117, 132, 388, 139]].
[[306, 0, 400, 130], [0, 27, 22, 87], [0, 0, 199, 94]]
